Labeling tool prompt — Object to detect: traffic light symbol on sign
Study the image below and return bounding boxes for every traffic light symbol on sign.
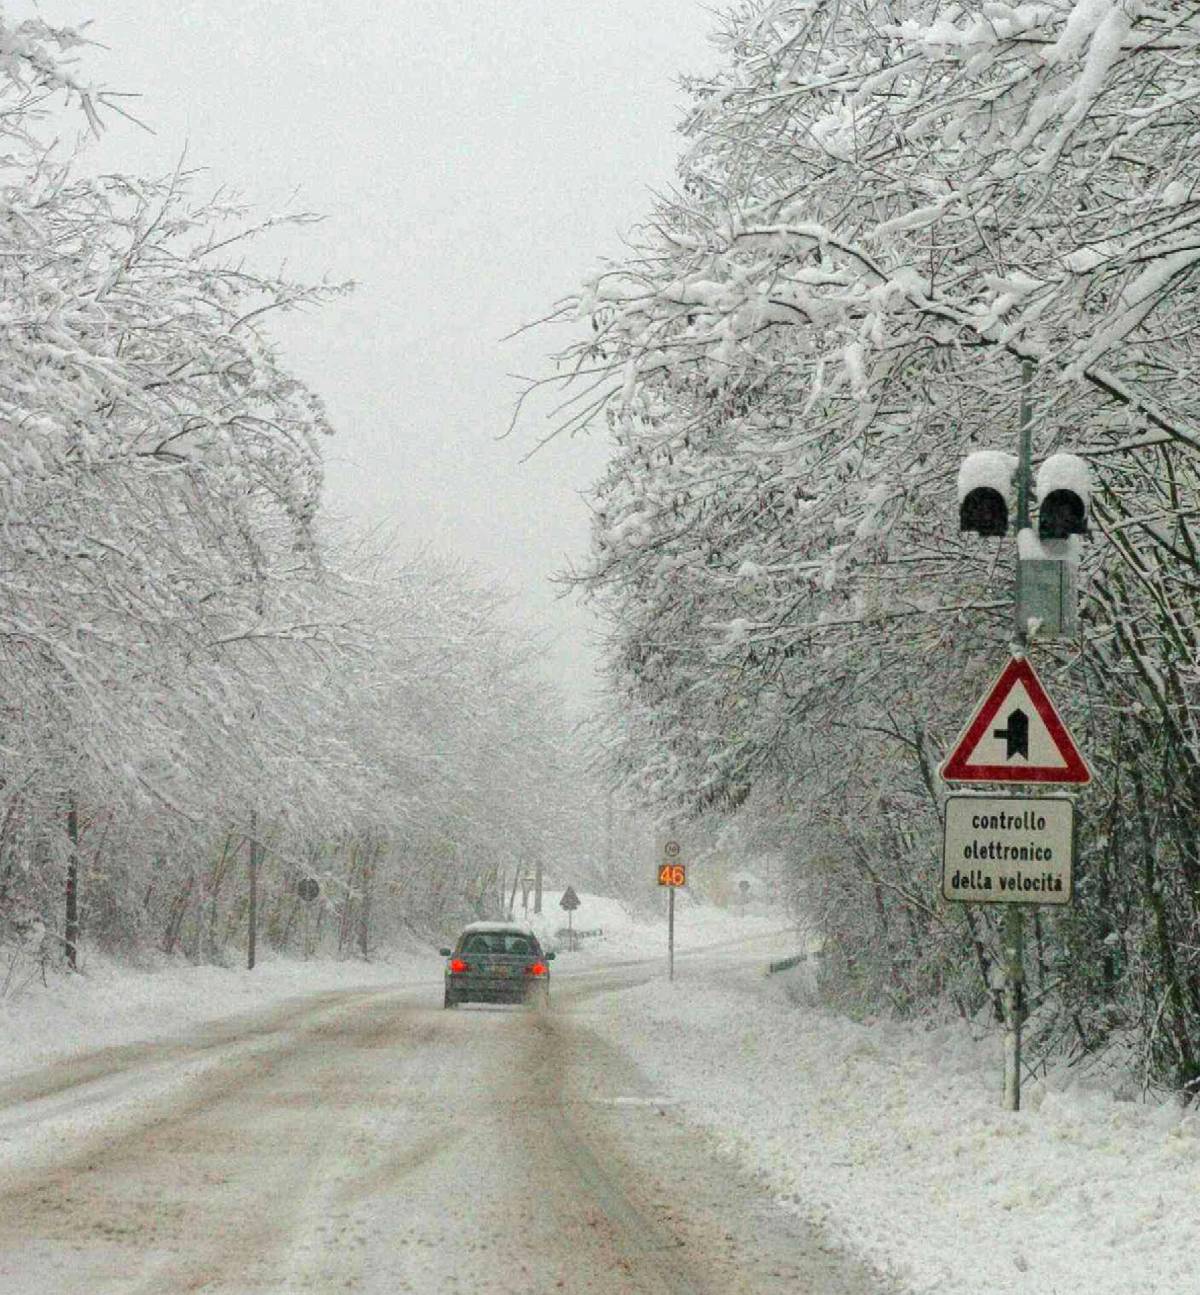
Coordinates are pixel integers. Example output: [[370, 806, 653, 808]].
[[658, 863, 686, 887]]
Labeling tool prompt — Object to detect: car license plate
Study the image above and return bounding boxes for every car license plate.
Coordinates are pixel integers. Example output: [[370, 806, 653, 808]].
[[494, 965, 508, 977]]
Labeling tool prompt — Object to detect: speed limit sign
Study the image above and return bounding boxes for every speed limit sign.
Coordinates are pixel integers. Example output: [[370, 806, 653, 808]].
[[664, 840, 681, 858]]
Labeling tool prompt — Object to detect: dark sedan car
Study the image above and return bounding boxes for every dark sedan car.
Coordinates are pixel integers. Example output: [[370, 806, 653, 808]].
[[440, 922, 554, 1009]]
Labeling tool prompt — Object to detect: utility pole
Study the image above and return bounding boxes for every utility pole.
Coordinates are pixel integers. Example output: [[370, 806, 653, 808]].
[[247, 809, 260, 971], [359, 840, 373, 960], [65, 793, 79, 971]]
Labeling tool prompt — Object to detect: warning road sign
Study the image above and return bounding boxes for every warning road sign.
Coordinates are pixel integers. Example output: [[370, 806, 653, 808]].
[[940, 657, 1091, 785]]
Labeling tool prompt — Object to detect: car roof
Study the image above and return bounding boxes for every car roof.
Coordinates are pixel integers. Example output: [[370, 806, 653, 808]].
[[458, 921, 537, 936]]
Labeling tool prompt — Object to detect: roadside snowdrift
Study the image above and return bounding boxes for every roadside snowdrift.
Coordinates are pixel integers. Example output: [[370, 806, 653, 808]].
[[587, 958, 1199, 1295]]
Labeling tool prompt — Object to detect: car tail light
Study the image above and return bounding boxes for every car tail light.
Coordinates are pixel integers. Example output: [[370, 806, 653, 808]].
[[527, 962, 548, 977], [449, 958, 469, 974]]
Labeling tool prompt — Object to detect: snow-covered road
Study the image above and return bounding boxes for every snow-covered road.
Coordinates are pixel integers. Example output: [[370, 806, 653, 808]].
[[0, 941, 892, 1294]]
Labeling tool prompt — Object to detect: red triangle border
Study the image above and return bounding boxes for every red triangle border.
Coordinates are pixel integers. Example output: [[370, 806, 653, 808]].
[[940, 657, 1091, 785]]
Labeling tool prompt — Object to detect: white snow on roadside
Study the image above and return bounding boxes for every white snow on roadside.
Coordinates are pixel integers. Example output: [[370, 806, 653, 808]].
[[0, 947, 423, 1078], [588, 959, 1200, 1295], [526, 886, 784, 964]]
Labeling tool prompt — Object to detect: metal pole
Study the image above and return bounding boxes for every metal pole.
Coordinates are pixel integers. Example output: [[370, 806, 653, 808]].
[[668, 887, 675, 982], [1004, 359, 1035, 1112], [1016, 360, 1034, 541], [1003, 908, 1024, 1110]]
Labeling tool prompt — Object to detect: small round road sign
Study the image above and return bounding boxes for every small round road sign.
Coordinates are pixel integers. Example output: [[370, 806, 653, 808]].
[[664, 840, 681, 858], [297, 877, 320, 902]]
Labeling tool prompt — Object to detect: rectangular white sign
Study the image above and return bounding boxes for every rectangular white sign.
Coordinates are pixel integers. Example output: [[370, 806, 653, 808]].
[[942, 795, 1073, 905]]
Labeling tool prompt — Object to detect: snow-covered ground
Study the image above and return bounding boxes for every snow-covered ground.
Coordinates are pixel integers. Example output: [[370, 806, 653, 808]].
[[573, 902, 1199, 1295], [0, 892, 1193, 1294], [0, 944, 422, 1076]]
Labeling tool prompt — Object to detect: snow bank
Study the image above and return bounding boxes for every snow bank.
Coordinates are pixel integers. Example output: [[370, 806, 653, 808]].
[[0, 947, 422, 1077], [524, 887, 783, 964], [590, 968, 1200, 1294]]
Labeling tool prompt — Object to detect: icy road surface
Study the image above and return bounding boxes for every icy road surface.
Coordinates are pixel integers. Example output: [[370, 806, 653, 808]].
[[0, 941, 892, 1295]]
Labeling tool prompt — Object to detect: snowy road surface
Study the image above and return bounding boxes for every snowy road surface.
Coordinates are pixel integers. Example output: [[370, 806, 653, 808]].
[[0, 944, 892, 1294]]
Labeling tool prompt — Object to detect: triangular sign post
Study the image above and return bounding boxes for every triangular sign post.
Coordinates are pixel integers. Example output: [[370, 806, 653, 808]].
[[559, 886, 580, 952], [940, 657, 1091, 785]]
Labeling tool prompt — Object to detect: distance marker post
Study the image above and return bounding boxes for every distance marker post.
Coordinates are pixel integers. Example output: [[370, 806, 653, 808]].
[[658, 841, 686, 981]]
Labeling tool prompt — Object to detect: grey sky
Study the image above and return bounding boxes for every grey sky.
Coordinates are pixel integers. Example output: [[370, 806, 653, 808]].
[[34, 0, 718, 705]]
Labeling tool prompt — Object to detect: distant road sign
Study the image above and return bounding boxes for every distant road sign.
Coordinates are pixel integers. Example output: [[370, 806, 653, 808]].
[[658, 863, 686, 887], [296, 878, 320, 902], [663, 840, 681, 859], [942, 795, 1073, 905], [940, 657, 1091, 785], [559, 886, 581, 911]]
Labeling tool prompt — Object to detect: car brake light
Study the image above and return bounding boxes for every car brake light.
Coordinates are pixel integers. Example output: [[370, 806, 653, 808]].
[[449, 958, 469, 974], [528, 962, 548, 977]]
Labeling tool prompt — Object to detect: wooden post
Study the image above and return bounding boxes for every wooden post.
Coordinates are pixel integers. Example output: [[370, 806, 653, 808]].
[[358, 841, 372, 960], [247, 810, 260, 971], [64, 794, 79, 971]]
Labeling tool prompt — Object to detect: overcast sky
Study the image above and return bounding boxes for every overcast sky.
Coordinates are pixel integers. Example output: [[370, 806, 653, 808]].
[[32, 0, 719, 706]]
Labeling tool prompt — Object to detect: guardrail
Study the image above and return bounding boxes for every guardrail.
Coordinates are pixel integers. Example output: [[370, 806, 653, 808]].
[[555, 927, 603, 941], [767, 952, 809, 974]]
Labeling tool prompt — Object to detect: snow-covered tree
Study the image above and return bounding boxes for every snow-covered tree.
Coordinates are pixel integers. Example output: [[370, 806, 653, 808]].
[[537, 1, 1200, 1092], [0, 19, 602, 987]]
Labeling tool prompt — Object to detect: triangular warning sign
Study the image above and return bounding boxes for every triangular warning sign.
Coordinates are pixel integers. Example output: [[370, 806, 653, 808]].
[[940, 657, 1091, 785]]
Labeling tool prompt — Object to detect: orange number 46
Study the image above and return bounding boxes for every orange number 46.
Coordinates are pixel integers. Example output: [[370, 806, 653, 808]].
[[658, 863, 686, 887]]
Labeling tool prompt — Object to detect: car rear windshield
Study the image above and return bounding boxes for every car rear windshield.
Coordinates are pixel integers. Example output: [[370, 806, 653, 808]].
[[459, 932, 540, 957]]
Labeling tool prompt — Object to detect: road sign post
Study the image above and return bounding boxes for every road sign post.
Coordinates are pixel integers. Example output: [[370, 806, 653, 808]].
[[559, 885, 580, 951], [658, 841, 685, 981], [1008, 364, 1034, 1113], [948, 359, 1092, 1112]]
